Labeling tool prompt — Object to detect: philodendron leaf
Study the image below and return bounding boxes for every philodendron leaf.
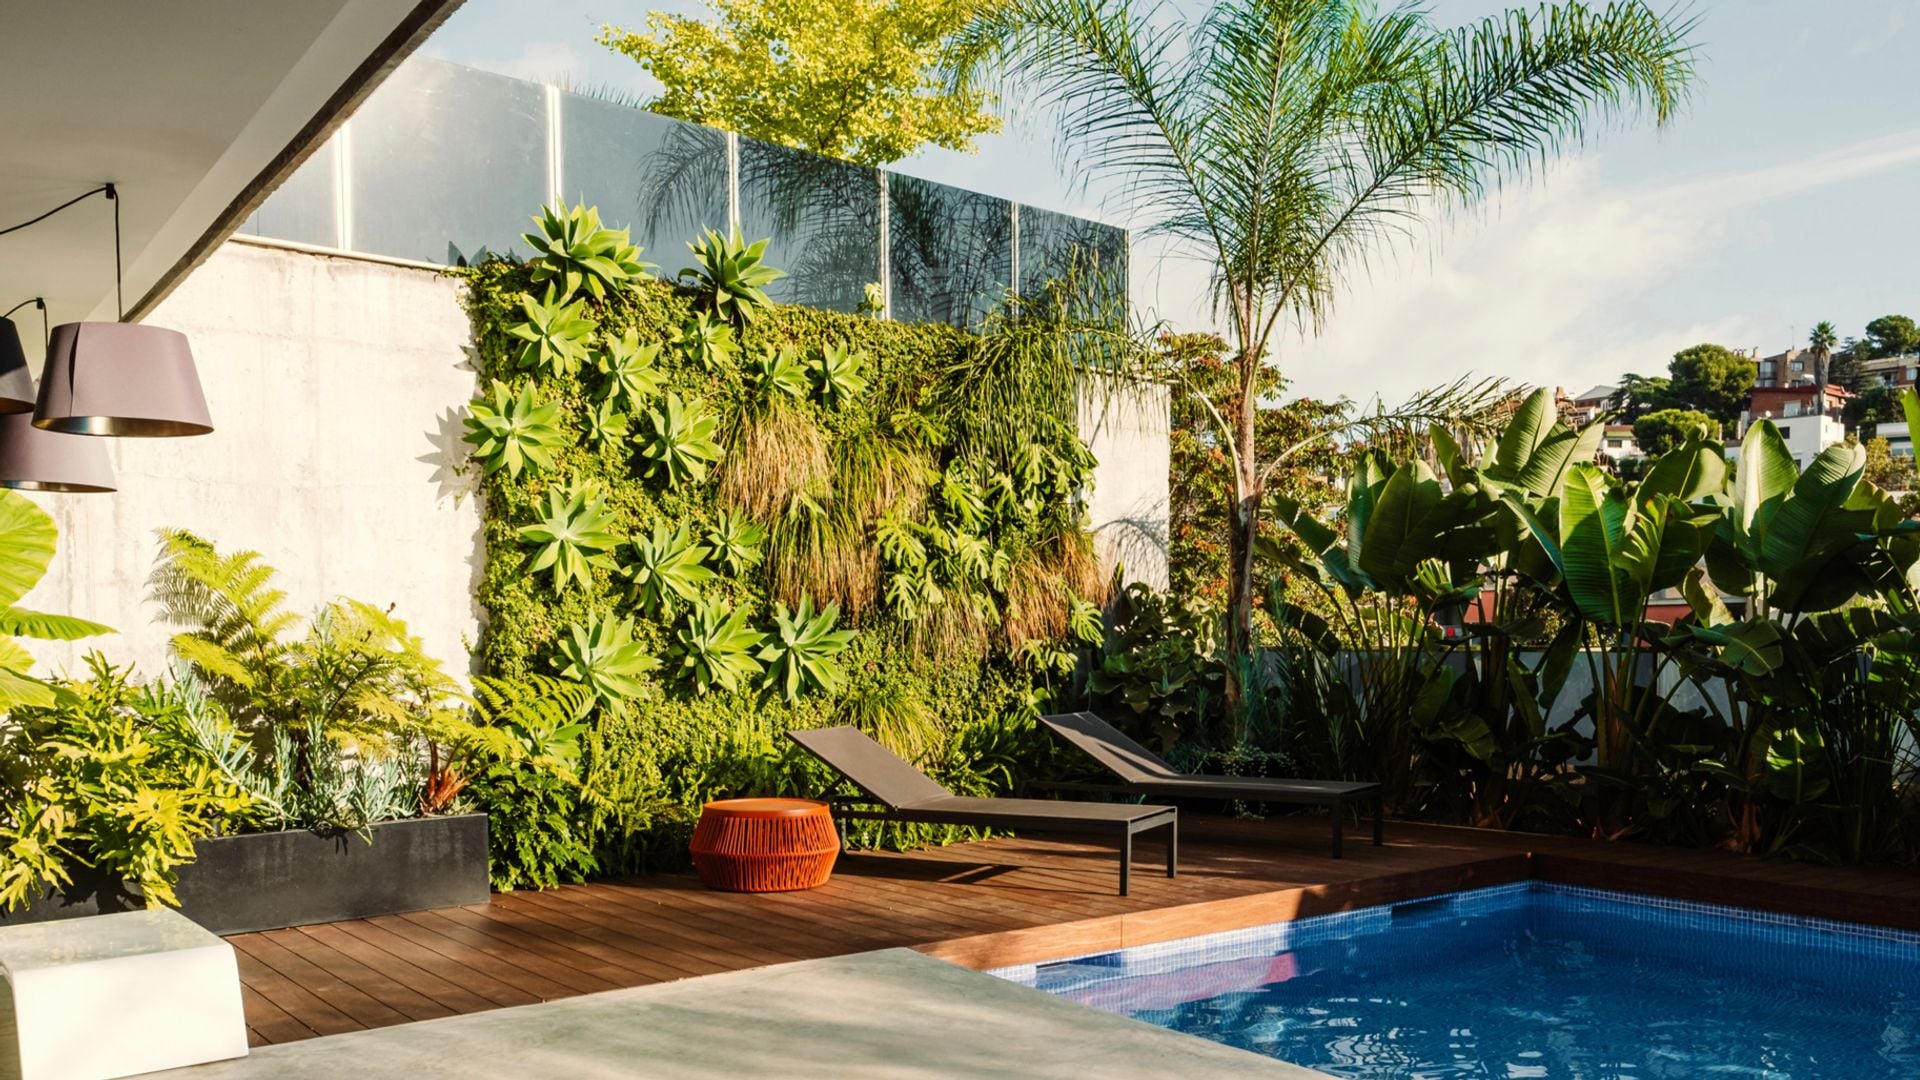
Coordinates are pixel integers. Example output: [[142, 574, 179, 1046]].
[[758, 596, 856, 702], [642, 393, 724, 486]]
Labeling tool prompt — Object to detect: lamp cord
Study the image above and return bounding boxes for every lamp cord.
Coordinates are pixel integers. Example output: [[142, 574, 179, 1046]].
[[0, 185, 112, 239], [109, 184, 121, 321], [0, 298, 49, 351]]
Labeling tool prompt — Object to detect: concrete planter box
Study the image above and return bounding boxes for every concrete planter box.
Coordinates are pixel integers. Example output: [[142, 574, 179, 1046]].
[[0, 814, 489, 935]]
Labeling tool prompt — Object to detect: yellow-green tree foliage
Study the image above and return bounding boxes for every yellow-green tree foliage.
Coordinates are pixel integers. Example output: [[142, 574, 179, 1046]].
[[598, 0, 999, 166]]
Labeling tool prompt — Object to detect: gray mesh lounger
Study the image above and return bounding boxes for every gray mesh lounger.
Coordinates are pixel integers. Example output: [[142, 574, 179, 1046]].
[[787, 725, 1177, 896], [1036, 711, 1384, 858]]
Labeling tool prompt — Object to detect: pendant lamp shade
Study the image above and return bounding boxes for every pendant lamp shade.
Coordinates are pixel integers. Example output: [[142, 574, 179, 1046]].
[[0, 411, 115, 492], [0, 319, 35, 414], [34, 322, 212, 436]]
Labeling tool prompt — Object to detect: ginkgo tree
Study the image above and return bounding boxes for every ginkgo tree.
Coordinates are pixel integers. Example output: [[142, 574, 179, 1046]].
[[599, 0, 1000, 166]]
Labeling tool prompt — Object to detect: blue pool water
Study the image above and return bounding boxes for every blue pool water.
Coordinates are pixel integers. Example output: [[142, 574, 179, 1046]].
[[997, 883, 1920, 1078]]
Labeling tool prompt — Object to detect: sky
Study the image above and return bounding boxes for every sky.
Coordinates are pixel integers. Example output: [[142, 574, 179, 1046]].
[[421, 0, 1920, 407]]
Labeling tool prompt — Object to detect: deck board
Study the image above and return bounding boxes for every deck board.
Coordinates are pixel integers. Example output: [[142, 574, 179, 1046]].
[[229, 813, 1920, 1047]]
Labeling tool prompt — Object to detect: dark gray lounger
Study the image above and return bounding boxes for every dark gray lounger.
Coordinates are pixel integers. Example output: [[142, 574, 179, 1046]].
[[787, 725, 1177, 896], [1036, 711, 1384, 858]]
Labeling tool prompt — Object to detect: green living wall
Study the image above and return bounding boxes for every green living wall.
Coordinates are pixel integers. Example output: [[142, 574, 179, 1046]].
[[462, 208, 1107, 886]]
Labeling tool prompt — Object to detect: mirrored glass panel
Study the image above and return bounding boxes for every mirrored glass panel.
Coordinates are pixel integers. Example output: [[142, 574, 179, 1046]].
[[888, 173, 1012, 328], [242, 136, 339, 248], [347, 58, 546, 265], [737, 141, 880, 314], [1018, 204, 1129, 300], [559, 93, 728, 262]]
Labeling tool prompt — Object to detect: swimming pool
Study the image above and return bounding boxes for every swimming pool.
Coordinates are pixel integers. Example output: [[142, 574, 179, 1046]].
[[995, 882, 1920, 1078]]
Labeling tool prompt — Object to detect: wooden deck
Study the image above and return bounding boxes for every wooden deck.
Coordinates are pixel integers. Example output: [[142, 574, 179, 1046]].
[[228, 814, 1920, 1047]]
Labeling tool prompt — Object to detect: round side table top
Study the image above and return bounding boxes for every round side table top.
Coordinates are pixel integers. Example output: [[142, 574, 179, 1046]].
[[700, 797, 828, 819]]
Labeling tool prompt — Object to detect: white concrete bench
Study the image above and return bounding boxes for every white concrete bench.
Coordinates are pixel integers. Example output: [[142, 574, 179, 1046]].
[[0, 909, 247, 1080]]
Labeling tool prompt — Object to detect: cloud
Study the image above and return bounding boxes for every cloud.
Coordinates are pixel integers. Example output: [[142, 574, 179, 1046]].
[[1137, 128, 1920, 408], [493, 41, 586, 85]]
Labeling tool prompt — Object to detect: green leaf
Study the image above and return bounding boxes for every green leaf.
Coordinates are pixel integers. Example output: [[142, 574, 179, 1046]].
[[464, 379, 566, 478], [516, 485, 620, 592], [674, 312, 739, 371], [1757, 439, 1866, 579], [1733, 420, 1799, 557], [555, 616, 659, 704], [811, 344, 870, 406], [595, 328, 666, 407], [0, 490, 57, 608], [1356, 460, 1441, 586], [1558, 465, 1642, 626], [753, 345, 811, 400], [523, 201, 653, 302], [642, 393, 725, 486], [758, 596, 856, 702], [0, 605, 112, 641], [1639, 437, 1727, 505], [704, 510, 766, 576], [673, 599, 768, 694], [506, 285, 597, 377], [681, 227, 786, 324], [626, 524, 716, 615], [1489, 388, 1559, 482]]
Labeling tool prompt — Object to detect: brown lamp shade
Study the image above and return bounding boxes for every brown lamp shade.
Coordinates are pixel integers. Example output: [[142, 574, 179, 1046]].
[[0, 319, 34, 414], [34, 322, 212, 436], [0, 411, 115, 492]]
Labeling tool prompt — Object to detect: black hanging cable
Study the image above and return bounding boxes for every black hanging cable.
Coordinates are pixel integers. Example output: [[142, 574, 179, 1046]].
[[108, 183, 121, 321], [0, 185, 112, 239], [1, 298, 49, 351]]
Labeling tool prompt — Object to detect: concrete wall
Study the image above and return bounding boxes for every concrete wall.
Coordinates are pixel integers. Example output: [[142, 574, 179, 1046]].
[[1080, 383, 1170, 589], [22, 241, 484, 678], [21, 240, 1171, 678]]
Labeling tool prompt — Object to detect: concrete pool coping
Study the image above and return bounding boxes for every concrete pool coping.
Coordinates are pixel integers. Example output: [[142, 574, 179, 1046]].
[[155, 947, 1326, 1079]]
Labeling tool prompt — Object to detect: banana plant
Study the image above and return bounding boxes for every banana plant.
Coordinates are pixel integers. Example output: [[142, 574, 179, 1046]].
[[811, 344, 870, 405], [704, 510, 766, 575], [641, 393, 724, 486], [595, 328, 666, 407], [516, 484, 620, 592], [555, 616, 659, 705], [673, 599, 767, 694], [674, 312, 738, 371], [463, 379, 564, 478], [625, 524, 716, 616], [523, 202, 653, 302], [681, 228, 785, 324], [759, 596, 856, 702], [506, 285, 596, 378]]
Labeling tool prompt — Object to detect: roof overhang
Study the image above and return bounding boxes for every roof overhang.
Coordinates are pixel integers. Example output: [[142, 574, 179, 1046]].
[[0, 0, 464, 346]]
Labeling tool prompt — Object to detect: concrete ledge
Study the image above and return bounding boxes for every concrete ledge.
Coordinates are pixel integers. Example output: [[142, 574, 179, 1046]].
[[0, 909, 247, 1080], [155, 948, 1320, 1079]]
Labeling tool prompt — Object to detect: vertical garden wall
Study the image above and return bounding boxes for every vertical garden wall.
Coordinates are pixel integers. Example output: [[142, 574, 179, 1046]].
[[461, 207, 1119, 881]]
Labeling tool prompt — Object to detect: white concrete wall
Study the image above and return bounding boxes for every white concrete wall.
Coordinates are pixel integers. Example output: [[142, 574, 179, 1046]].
[[20, 240, 1171, 679], [22, 241, 484, 678], [1080, 381, 1171, 589]]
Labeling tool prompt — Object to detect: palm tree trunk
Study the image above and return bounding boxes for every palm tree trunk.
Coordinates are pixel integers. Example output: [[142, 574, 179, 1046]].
[[1224, 348, 1263, 716]]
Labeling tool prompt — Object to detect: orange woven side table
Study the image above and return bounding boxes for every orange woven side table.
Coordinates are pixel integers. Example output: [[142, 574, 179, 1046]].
[[689, 798, 840, 892]]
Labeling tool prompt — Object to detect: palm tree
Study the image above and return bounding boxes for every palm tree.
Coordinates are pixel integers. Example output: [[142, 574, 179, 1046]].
[[951, 0, 1696, 704], [1809, 320, 1837, 416]]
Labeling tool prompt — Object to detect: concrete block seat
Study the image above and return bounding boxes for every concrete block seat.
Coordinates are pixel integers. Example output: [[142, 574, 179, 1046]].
[[0, 909, 247, 1080]]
